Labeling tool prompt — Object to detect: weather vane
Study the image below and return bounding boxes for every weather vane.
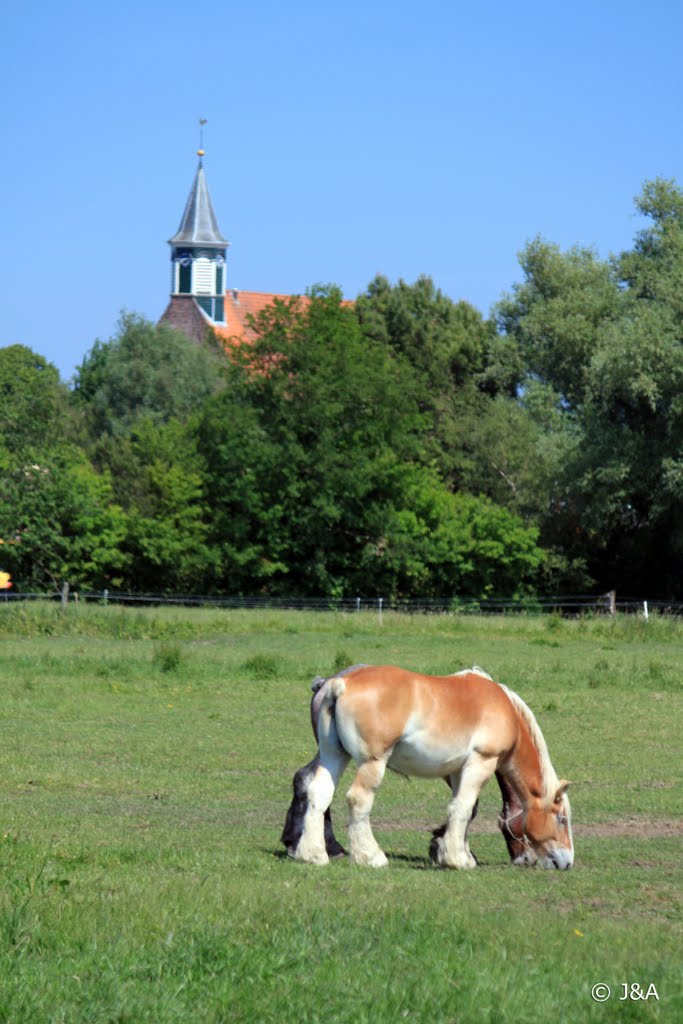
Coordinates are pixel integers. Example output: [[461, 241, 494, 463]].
[[198, 117, 207, 157]]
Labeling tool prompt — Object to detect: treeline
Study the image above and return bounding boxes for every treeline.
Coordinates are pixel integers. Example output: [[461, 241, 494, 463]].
[[2, 178, 683, 599]]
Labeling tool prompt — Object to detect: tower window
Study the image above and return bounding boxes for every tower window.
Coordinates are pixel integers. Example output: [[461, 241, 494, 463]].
[[178, 263, 191, 293]]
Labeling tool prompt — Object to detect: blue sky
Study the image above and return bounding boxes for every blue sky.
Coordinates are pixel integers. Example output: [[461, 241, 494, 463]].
[[3, 0, 682, 383]]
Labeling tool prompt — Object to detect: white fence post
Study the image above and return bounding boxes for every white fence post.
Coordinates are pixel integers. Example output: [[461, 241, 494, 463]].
[[378, 597, 383, 626]]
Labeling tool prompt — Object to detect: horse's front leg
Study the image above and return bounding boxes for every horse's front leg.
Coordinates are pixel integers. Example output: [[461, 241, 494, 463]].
[[433, 754, 497, 869]]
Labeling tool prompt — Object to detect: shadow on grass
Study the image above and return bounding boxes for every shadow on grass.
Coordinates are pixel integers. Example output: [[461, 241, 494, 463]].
[[265, 847, 494, 870]]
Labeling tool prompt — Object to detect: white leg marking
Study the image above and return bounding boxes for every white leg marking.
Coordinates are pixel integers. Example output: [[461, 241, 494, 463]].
[[295, 750, 349, 866], [434, 755, 497, 870], [346, 759, 388, 867]]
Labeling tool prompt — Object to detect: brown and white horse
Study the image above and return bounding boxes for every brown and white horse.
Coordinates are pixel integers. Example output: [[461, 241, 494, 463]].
[[286, 665, 573, 870], [282, 691, 532, 865]]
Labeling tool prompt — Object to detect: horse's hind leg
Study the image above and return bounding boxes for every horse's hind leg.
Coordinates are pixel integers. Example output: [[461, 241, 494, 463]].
[[346, 759, 388, 867], [294, 748, 349, 865], [433, 754, 497, 869], [281, 755, 346, 858]]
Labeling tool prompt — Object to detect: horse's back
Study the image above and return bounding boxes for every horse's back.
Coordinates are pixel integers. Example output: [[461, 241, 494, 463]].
[[332, 665, 517, 772], [337, 664, 511, 715]]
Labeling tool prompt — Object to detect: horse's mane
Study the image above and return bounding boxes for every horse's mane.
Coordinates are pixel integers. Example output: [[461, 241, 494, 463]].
[[496, 683, 560, 805], [452, 667, 559, 803], [451, 666, 492, 680]]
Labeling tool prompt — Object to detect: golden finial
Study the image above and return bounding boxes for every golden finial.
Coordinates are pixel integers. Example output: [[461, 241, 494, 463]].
[[198, 117, 207, 157]]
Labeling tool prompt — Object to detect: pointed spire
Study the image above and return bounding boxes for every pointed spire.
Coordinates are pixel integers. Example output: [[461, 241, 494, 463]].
[[169, 131, 228, 248]]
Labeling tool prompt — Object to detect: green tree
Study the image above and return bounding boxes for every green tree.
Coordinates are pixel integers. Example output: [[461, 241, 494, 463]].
[[568, 179, 683, 594], [619, 177, 683, 312], [357, 274, 495, 391], [355, 279, 562, 546], [496, 237, 622, 409], [0, 345, 72, 454], [73, 312, 225, 439], [0, 446, 129, 590], [117, 418, 216, 592], [195, 286, 544, 598], [356, 275, 513, 488], [498, 179, 683, 595], [355, 462, 544, 598], [197, 287, 426, 594]]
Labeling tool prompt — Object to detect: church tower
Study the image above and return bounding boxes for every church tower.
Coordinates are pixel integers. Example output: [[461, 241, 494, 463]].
[[160, 126, 318, 347], [167, 145, 229, 325]]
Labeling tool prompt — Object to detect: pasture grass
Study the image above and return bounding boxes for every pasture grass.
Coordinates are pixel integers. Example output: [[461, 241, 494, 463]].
[[0, 603, 681, 1022]]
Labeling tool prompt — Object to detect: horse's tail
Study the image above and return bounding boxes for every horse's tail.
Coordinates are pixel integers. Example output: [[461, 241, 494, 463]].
[[316, 675, 349, 760], [310, 665, 366, 744]]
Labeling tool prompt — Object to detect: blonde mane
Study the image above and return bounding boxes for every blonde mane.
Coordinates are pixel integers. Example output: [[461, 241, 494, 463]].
[[496, 683, 560, 804], [451, 665, 493, 680]]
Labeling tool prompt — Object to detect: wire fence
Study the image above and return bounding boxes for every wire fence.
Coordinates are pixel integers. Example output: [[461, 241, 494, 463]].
[[1, 588, 680, 617]]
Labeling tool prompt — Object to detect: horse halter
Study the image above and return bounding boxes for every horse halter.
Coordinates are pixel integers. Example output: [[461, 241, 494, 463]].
[[497, 807, 534, 855]]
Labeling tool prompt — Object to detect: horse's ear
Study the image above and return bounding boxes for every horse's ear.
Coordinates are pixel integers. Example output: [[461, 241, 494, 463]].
[[554, 780, 570, 803]]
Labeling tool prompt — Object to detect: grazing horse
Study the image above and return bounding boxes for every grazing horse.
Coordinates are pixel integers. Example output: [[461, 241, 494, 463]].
[[282, 668, 535, 865], [288, 665, 573, 870]]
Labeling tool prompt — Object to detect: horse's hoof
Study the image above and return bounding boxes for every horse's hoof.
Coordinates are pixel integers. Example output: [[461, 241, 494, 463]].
[[442, 852, 477, 870], [293, 843, 329, 866], [350, 847, 388, 868], [431, 835, 477, 870]]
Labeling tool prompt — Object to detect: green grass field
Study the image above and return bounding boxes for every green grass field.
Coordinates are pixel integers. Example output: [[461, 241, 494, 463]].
[[0, 603, 681, 1023]]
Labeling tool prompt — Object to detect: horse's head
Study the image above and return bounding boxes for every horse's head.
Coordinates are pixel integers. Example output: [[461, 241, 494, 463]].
[[524, 781, 573, 869], [496, 771, 536, 865]]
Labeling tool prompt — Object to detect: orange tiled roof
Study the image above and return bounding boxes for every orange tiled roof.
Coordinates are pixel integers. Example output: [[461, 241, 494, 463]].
[[160, 290, 353, 349], [213, 290, 311, 344]]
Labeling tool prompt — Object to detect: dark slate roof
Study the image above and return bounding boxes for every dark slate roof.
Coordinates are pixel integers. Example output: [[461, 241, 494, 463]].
[[169, 159, 229, 248]]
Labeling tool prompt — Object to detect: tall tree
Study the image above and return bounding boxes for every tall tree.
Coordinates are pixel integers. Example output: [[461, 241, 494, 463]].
[[496, 238, 622, 410], [357, 274, 495, 391], [0, 345, 72, 455], [73, 312, 225, 440], [196, 288, 424, 594], [497, 178, 683, 595], [114, 418, 216, 593], [571, 179, 683, 594], [356, 274, 518, 489], [195, 287, 544, 598], [0, 445, 129, 590]]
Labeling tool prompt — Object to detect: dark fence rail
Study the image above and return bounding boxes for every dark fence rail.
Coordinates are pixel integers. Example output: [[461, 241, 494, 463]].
[[1, 589, 680, 616]]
